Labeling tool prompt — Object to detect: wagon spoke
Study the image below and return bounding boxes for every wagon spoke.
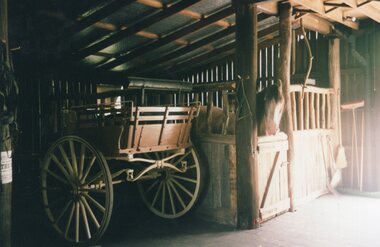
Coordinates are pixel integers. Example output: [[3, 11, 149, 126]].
[[85, 171, 104, 186], [167, 181, 176, 215], [45, 169, 69, 185], [152, 182, 163, 207], [170, 178, 194, 198], [81, 156, 96, 182], [78, 143, 85, 179], [168, 180, 186, 210], [84, 193, 105, 213], [187, 164, 197, 170], [69, 140, 79, 176], [75, 201, 80, 242], [161, 183, 166, 214], [171, 175, 197, 184], [145, 180, 159, 195], [172, 150, 192, 166], [80, 200, 91, 240], [55, 199, 73, 225], [50, 153, 73, 183], [65, 202, 75, 238], [81, 197, 100, 229], [58, 144, 74, 176]]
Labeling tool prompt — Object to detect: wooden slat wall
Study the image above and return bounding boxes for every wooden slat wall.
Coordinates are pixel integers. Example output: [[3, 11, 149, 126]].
[[289, 85, 335, 131], [184, 60, 235, 108]]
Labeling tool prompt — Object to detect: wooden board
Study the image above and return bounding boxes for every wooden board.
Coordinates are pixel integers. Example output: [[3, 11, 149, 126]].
[[292, 130, 332, 204]]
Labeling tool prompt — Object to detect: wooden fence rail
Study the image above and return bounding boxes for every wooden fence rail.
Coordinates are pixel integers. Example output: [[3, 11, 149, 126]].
[[289, 85, 336, 131]]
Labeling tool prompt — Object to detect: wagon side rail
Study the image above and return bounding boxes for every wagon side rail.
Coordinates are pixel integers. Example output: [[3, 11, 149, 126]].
[[120, 103, 200, 154]]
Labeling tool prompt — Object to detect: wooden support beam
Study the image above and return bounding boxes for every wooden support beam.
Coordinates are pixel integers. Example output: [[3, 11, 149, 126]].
[[257, 2, 278, 15], [65, 0, 137, 36], [234, 1, 260, 229], [278, 2, 295, 212], [74, 0, 201, 59], [342, 0, 380, 23], [293, 14, 332, 34], [292, 0, 359, 29], [97, 6, 234, 71], [328, 38, 340, 141], [0, 1, 11, 246]]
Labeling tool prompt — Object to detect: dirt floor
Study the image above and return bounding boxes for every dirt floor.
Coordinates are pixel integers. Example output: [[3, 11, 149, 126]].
[[13, 192, 380, 247]]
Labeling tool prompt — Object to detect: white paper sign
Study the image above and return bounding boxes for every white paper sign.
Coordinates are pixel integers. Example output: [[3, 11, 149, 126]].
[[0, 151, 12, 184]]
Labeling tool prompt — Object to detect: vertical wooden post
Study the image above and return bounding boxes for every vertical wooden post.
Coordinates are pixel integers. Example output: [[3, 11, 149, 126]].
[[278, 2, 295, 212], [234, 0, 260, 229], [0, 0, 12, 246], [206, 93, 214, 133], [328, 38, 340, 143]]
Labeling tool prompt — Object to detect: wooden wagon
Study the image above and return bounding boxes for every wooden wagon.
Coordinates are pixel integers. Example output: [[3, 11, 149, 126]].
[[40, 87, 202, 244]]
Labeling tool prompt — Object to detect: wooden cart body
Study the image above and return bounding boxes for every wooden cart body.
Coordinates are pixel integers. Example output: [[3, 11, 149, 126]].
[[67, 102, 199, 157]]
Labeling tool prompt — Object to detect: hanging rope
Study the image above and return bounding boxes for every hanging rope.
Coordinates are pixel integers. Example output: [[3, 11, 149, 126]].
[[235, 74, 254, 122], [0, 41, 19, 150], [300, 18, 314, 99]]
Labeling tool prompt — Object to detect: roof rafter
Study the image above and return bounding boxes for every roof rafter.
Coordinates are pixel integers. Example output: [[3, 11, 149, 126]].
[[73, 0, 201, 60], [342, 0, 380, 23], [137, 0, 231, 28], [292, 0, 359, 29], [65, 0, 137, 36], [127, 25, 237, 75], [147, 22, 280, 76], [97, 6, 235, 71]]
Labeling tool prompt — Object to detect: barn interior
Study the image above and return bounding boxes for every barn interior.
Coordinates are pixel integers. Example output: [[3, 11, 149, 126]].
[[1, 0, 380, 246]]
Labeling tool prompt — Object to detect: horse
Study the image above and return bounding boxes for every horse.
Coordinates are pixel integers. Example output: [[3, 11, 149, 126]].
[[194, 80, 284, 136]]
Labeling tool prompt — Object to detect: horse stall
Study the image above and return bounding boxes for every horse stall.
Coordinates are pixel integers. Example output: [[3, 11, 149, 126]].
[[190, 77, 338, 226]]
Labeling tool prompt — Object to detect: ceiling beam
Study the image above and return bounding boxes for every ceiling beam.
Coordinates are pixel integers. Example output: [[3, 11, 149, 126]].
[[137, 0, 231, 28], [73, 0, 201, 60], [126, 16, 278, 75], [65, 0, 137, 36], [292, 0, 359, 29], [97, 6, 235, 71], [293, 13, 332, 34], [127, 25, 237, 75], [342, 0, 380, 23]]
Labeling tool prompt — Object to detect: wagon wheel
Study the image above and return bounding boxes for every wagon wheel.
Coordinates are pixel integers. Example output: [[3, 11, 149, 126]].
[[41, 136, 113, 244], [137, 146, 201, 218]]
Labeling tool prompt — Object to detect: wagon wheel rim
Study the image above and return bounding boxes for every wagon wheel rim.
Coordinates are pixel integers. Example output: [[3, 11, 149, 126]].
[[41, 136, 113, 244], [137, 146, 201, 218]]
